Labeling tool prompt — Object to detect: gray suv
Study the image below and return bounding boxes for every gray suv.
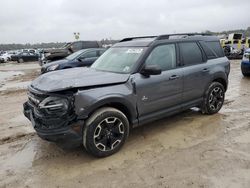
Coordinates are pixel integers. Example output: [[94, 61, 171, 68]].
[[23, 33, 230, 157]]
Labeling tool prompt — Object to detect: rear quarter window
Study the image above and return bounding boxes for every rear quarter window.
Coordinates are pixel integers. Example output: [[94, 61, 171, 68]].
[[205, 41, 225, 58]]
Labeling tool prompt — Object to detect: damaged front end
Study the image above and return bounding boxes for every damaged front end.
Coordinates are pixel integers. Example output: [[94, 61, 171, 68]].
[[23, 86, 83, 147]]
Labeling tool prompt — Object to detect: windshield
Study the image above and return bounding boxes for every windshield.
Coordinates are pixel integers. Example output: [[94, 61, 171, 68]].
[[91, 47, 145, 73], [66, 50, 85, 60]]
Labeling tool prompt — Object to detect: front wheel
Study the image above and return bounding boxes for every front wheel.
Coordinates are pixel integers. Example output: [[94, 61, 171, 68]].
[[201, 82, 225, 115], [83, 107, 129, 157]]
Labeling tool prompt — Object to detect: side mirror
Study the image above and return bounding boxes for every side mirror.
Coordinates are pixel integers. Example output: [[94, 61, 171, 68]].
[[77, 57, 85, 62], [140, 65, 162, 76]]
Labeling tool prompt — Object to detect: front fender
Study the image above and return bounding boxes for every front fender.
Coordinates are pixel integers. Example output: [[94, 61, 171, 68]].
[[74, 83, 137, 124]]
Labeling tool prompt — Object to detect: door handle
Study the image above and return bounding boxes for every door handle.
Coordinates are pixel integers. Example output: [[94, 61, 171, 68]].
[[202, 68, 209, 72], [169, 75, 179, 80]]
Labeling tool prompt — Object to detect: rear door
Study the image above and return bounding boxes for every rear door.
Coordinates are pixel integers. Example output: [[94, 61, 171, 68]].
[[134, 43, 183, 119], [179, 42, 210, 103]]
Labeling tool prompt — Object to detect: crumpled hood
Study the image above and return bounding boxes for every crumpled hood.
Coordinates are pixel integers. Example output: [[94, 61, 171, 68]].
[[31, 67, 130, 92]]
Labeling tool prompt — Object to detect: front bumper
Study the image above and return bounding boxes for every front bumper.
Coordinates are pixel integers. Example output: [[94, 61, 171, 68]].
[[23, 101, 83, 148]]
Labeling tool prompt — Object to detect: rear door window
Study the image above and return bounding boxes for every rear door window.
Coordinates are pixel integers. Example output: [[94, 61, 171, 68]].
[[179, 42, 203, 66]]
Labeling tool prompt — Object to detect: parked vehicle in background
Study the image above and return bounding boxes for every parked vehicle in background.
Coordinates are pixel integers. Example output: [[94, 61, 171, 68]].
[[11, 52, 39, 63], [241, 48, 250, 76], [40, 41, 101, 65], [220, 33, 249, 59], [41, 48, 106, 74], [24, 33, 230, 157], [0, 51, 12, 63]]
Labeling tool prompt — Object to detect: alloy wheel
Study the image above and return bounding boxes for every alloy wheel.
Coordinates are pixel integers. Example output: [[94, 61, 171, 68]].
[[208, 87, 224, 111], [93, 117, 125, 152]]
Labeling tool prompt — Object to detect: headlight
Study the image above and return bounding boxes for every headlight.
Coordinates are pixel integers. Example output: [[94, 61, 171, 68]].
[[47, 64, 59, 71], [243, 53, 250, 61], [39, 96, 69, 115]]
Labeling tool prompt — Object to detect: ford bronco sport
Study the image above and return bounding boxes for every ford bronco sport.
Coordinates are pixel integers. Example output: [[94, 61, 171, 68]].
[[24, 33, 230, 157]]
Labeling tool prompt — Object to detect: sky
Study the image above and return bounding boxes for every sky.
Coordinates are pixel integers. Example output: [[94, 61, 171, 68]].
[[0, 0, 249, 44]]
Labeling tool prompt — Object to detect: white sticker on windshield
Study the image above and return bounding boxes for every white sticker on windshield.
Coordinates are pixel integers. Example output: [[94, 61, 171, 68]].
[[126, 48, 143, 54], [123, 66, 130, 72]]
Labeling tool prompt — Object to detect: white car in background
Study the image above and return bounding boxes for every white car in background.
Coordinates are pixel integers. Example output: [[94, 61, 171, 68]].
[[0, 52, 12, 63]]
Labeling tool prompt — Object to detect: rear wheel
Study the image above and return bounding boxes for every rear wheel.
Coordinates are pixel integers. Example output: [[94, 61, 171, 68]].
[[83, 107, 129, 157], [201, 82, 225, 115]]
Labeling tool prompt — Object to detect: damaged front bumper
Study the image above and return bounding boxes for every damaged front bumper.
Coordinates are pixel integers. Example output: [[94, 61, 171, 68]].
[[23, 94, 84, 148]]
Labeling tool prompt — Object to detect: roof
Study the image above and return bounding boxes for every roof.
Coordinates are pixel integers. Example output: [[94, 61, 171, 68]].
[[114, 33, 220, 47]]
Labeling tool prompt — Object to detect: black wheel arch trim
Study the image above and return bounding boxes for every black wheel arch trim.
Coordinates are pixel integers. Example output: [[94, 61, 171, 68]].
[[76, 96, 138, 127], [205, 72, 228, 95]]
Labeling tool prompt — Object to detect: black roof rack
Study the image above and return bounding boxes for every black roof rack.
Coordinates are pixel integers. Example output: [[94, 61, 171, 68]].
[[156, 33, 212, 40], [120, 36, 157, 42], [120, 33, 212, 42]]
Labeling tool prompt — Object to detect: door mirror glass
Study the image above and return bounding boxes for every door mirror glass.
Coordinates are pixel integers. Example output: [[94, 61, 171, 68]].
[[140, 65, 162, 76]]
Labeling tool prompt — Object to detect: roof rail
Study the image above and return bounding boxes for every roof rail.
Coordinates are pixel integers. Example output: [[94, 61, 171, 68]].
[[120, 36, 157, 42], [156, 33, 212, 40], [119, 33, 212, 42]]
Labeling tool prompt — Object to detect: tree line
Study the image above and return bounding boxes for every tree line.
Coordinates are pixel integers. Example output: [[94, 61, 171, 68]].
[[1, 27, 249, 51]]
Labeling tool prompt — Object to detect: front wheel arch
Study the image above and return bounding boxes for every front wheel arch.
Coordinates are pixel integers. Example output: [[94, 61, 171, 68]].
[[86, 99, 136, 127]]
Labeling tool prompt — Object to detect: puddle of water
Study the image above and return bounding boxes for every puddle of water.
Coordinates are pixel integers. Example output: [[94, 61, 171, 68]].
[[0, 71, 24, 83]]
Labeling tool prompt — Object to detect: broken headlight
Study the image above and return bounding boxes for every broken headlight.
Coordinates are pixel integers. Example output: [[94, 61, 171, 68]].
[[38, 96, 69, 116]]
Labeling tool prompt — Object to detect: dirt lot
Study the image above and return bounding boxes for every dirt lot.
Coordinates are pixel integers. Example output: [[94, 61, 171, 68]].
[[0, 60, 249, 188]]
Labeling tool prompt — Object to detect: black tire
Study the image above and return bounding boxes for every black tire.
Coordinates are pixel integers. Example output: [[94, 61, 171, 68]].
[[242, 72, 250, 77], [202, 82, 225, 115], [83, 107, 129, 157], [17, 58, 24, 63]]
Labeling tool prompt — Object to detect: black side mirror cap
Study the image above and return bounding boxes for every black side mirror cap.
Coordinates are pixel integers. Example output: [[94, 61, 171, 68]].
[[77, 57, 84, 62], [140, 65, 162, 76]]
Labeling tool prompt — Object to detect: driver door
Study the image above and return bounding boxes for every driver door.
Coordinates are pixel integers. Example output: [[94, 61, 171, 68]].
[[133, 44, 183, 121]]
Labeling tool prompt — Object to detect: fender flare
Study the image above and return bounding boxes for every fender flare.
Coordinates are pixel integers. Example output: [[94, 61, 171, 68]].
[[77, 95, 138, 126]]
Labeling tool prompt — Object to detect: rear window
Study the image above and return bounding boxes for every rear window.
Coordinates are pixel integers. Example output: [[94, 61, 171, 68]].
[[179, 42, 203, 66], [205, 41, 224, 58]]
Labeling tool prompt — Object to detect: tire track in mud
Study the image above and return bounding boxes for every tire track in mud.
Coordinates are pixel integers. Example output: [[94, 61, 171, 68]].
[[0, 132, 35, 145]]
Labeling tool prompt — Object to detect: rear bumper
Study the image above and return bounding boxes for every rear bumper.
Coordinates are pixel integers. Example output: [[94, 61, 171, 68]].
[[23, 102, 83, 148]]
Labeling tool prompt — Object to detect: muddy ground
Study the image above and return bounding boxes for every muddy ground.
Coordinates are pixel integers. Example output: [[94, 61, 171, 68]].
[[0, 60, 249, 188]]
